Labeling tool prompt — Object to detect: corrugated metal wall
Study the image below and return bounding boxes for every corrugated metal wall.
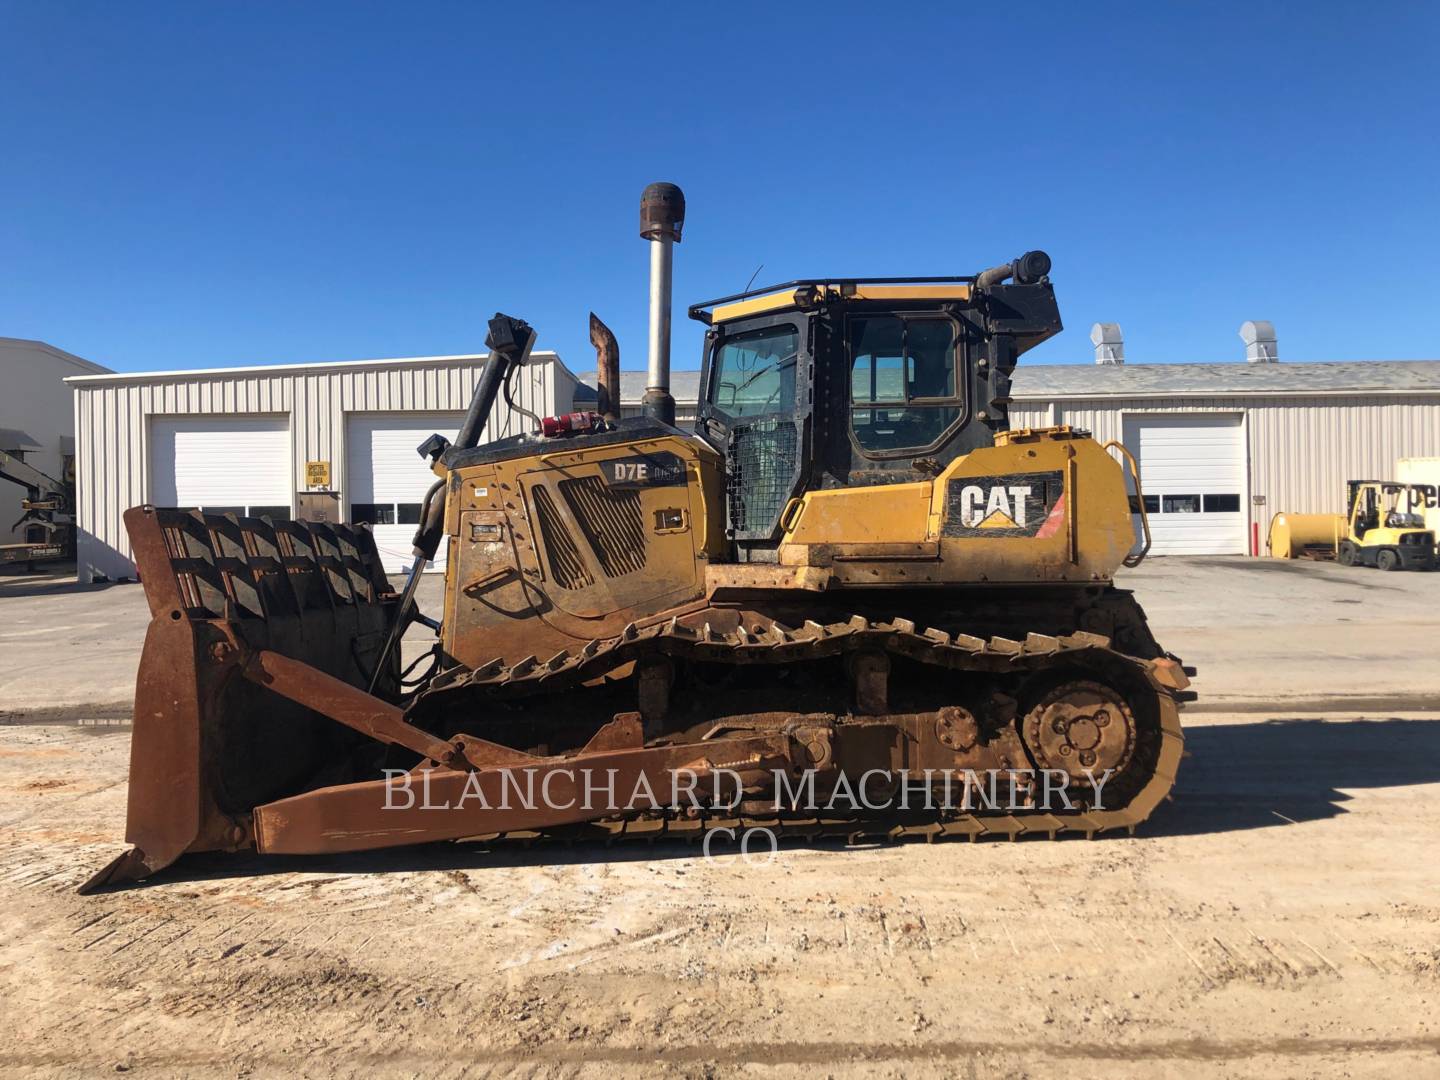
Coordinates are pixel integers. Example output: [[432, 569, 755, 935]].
[[70, 366, 1440, 581], [1012, 394, 1440, 539], [72, 357, 575, 582], [619, 404, 700, 424]]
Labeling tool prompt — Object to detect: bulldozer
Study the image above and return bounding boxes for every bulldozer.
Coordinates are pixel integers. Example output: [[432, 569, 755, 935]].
[[83, 183, 1192, 892]]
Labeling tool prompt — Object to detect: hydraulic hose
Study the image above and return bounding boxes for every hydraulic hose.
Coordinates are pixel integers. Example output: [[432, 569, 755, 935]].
[[410, 478, 447, 562]]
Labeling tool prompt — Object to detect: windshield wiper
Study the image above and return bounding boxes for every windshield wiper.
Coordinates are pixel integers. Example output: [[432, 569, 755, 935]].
[[730, 352, 798, 398]]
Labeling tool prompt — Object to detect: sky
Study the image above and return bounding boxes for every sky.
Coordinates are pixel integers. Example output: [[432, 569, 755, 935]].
[[2, 2, 1437, 376]]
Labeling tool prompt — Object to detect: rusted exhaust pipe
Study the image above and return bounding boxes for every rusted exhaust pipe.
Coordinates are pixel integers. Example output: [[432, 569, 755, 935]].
[[589, 312, 621, 422], [640, 182, 685, 425]]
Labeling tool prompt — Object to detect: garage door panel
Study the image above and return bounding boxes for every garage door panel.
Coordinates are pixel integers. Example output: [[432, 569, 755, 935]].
[[151, 417, 291, 516], [1122, 414, 1246, 556], [347, 413, 465, 574]]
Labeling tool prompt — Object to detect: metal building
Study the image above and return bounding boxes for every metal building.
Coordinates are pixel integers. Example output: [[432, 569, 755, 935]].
[[1, 337, 109, 546], [584, 357, 1440, 558], [66, 351, 578, 582], [575, 370, 702, 424], [1008, 361, 1440, 555]]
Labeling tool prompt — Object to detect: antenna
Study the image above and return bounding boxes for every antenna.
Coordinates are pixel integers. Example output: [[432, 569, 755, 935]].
[[743, 263, 764, 292]]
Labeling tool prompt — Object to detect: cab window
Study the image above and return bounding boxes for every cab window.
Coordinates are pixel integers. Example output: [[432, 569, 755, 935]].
[[850, 316, 963, 454], [710, 325, 798, 419]]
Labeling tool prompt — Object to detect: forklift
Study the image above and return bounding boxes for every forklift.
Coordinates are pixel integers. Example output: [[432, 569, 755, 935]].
[[1336, 480, 1437, 571]]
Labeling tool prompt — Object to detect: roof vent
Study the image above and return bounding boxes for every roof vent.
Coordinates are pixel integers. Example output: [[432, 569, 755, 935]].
[[1090, 323, 1124, 365], [1239, 320, 1278, 363]]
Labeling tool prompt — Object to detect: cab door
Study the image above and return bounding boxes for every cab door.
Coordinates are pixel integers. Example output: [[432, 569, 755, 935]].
[[696, 314, 811, 543]]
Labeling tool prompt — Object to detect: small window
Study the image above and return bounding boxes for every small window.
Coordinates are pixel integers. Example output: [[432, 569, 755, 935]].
[[710, 325, 799, 419], [351, 503, 395, 525], [1129, 494, 1160, 514], [1162, 495, 1201, 514], [249, 505, 291, 521], [1202, 494, 1241, 513], [396, 503, 422, 525], [850, 316, 962, 454], [851, 406, 961, 452]]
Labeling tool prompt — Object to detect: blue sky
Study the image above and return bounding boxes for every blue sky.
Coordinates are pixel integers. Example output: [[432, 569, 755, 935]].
[[2, 2, 1437, 375]]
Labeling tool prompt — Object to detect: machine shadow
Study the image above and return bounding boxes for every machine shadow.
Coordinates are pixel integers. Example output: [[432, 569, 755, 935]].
[[1145, 715, 1440, 837], [126, 716, 1440, 890], [0, 567, 128, 599]]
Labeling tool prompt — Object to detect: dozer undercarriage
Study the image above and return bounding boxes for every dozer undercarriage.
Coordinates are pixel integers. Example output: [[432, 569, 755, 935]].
[[84, 183, 1193, 892]]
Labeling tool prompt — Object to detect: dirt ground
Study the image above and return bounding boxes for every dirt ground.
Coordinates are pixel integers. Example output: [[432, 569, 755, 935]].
[[2, 557, 1439, 1077]]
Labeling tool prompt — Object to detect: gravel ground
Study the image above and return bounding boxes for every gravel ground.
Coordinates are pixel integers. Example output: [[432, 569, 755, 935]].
[[1, 556, 1438, 1077]]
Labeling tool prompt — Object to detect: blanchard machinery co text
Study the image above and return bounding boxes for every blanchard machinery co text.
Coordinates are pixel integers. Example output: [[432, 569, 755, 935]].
[[380, 767, 1116, 815]]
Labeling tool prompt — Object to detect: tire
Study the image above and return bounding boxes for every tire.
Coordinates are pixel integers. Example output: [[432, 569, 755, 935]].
[[1377, 548, 1400, 572], [1337, 542, 1356, 567]]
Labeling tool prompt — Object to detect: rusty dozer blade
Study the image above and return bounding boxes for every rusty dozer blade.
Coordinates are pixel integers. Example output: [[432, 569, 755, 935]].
[[83, 505, 798, 892], [82, 505, 403, 893]]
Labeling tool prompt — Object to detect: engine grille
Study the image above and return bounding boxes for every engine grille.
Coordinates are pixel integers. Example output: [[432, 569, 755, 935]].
[[531, 485, 593, 590], [728, 418, 798, 539], [560, 476, 647, 578]]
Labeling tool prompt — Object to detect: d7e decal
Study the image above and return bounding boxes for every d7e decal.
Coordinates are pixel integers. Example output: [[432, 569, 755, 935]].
[[942, 470, 1066, 538], [601, 452, 687, 488]]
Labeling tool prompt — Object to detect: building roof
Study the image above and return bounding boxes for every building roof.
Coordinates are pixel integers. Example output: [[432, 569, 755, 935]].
[[576, 370, 702, 406], [64, 350, 569, 385], [580, 360, 1440, 406], [1012, 360, 1440, 398], [0, 336, 112, 376], [0, 428, 44, 452]]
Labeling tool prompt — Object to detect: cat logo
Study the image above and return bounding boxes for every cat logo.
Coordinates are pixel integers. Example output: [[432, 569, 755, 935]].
[[957, 483, 1033, 529], [942, 470, 1065, 539]]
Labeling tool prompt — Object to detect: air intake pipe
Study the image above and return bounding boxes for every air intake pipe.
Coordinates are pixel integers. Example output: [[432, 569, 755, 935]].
[[413, 315, 535, 562], [640, 182, 685, 425], [974, 250, 1052, 291], [371, 313, 536, 691], [453, 314, 537, 452]]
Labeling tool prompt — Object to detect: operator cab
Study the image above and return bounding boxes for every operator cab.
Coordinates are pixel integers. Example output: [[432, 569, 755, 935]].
[[688, 261, 1061, 557]]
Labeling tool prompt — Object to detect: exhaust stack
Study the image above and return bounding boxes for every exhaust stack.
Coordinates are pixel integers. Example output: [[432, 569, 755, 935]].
[[588, 312, 621, 421], [640, 182, 685, 424]]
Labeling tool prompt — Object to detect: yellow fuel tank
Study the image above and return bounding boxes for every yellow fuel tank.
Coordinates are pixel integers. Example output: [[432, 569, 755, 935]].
[[1267, 512, 1344, 559]]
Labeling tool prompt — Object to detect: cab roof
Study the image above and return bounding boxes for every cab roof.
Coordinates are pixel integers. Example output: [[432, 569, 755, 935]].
[[688, 277, 975, 326]]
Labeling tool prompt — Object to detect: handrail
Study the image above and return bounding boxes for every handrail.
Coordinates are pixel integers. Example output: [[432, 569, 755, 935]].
[[778, 497, 805, 535], [1103, 441, 1152, 568]]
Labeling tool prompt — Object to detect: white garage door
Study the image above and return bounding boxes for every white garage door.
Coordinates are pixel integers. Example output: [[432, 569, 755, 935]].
[[1123, 414, 1246, 555], [347, 413, 465, 574], [150, 416, 291, 518]]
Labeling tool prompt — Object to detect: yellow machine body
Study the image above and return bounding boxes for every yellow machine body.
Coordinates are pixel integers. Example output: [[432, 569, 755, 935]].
[[437, 424, 1148, 669]]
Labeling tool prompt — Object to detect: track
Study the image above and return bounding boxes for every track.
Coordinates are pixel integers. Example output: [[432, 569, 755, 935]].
[[414, 614, 1189, 844]]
